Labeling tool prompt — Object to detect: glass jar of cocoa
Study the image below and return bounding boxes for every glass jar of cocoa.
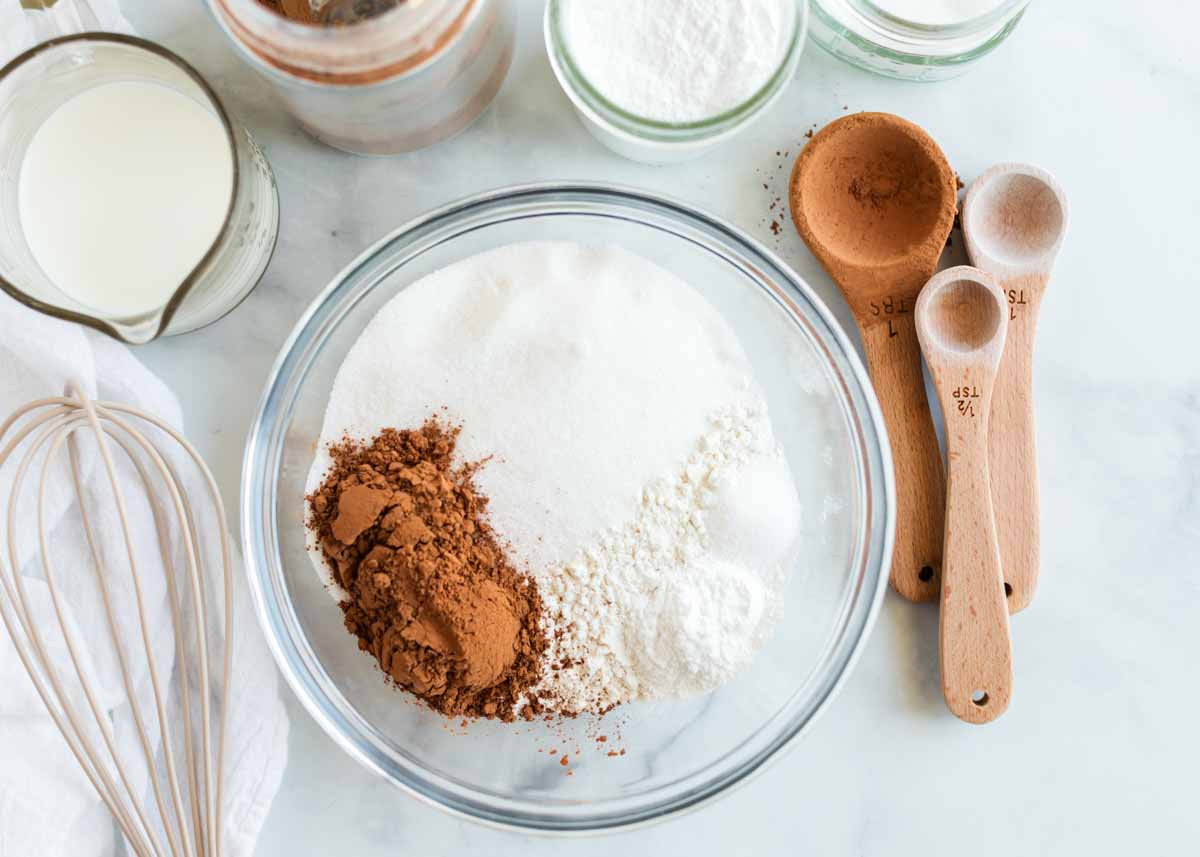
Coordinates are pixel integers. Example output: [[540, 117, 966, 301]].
[[207, 0, 515, 155]]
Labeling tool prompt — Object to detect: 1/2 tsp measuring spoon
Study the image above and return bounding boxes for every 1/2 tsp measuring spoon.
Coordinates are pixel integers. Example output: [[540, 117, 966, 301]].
[[916, 266, 1014, 724], [962, 163, 1068, 613], [790, 113, 958, 602]]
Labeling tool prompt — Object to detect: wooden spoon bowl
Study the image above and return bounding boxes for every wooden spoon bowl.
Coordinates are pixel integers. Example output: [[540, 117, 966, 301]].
[[790, 113, 958, 602]]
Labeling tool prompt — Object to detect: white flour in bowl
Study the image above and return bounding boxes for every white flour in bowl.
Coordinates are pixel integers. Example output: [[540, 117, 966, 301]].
[[538, 403, 802, 712], [306, 241, 803, 713]]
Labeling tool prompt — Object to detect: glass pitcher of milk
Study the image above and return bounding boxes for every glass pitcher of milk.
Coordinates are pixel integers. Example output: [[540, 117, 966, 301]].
[[0, 15, 278, 344]]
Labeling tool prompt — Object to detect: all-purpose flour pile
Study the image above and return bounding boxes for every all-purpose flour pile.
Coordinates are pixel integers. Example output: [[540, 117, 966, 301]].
[[305, 242, 803, 719]]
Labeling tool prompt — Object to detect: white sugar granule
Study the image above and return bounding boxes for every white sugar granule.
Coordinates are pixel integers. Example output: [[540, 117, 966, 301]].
[[306, 241, 758, 585], [560, 0, 795, 123], [307, 241, 803, 713]]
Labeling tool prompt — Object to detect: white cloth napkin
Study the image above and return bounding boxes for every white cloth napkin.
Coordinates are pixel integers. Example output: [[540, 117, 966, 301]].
[[0, 1, 135, 66], [0, 293, 289, 857]]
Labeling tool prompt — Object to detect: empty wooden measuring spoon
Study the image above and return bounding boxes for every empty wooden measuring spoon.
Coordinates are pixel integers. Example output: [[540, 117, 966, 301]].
[[790, 112, 958, 603], [916, 266, 1013, 724], [962, 163, 1068, 613]]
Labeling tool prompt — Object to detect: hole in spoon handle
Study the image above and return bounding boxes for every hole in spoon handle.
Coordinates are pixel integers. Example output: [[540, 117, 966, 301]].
[[939, 429, 1014, 725], [859, 317, 945, 603], [987, 278, 1044, 614]]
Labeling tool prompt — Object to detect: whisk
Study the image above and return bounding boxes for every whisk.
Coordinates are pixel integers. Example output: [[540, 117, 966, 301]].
[[0, 381, 232, 857]]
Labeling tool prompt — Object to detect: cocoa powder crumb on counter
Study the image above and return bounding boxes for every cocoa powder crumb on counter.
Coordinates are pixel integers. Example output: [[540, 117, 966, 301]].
[[307, 419, 548, 721]]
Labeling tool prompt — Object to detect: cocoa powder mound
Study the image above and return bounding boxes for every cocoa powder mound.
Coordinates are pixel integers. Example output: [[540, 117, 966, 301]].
[[307, 419, 547, 721]]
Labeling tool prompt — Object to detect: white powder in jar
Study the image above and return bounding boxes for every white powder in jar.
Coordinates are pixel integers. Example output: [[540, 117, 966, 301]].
[[307, 242, 805, 713], [559, 0, 796, 123]]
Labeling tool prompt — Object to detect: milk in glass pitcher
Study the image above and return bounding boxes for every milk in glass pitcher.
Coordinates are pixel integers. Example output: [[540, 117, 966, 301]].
[[0, 2, 278, 344]]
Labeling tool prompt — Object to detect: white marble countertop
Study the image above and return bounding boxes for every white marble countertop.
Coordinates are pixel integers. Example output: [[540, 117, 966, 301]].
[[117, 1, 1199, 853]]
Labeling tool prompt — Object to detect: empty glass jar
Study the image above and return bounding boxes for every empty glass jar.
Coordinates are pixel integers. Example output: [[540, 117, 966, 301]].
[[809, 0, 1030, 81]]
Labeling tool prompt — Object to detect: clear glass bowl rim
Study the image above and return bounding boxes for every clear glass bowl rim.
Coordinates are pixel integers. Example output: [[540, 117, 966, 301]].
[[543, 0, 809, 143], [241, 182, 894, 833]]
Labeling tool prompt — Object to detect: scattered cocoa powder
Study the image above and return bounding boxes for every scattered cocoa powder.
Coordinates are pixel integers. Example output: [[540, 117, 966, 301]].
[[307, 418, 547, 721]]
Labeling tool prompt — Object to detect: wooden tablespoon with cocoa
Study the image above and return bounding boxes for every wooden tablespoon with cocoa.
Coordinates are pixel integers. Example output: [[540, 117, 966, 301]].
[[962, 163, 1068, 613], [790, 112, 958, 603], [915, 266, 1013, 724]]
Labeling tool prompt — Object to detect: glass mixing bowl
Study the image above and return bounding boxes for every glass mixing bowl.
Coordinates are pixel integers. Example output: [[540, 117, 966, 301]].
[[242, 184, 893, 832]]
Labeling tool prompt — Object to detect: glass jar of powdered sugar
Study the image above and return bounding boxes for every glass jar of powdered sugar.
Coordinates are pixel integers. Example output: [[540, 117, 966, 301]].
[[545, 0, 808, 164], [810, 0, 1029, 80]]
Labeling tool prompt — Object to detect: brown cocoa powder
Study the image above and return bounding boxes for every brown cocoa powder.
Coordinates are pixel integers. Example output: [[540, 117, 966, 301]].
[[255, 0, 400, 26], [307, 419, 547, 721], [254, 0, 320, 24], [788, 112, 958, 318]]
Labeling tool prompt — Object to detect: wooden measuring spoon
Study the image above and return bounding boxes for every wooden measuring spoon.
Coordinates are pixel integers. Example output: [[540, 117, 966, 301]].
[[915, 266, 1013, 724], [790, 113, 958, 603], [962, 164, 1068, 613]]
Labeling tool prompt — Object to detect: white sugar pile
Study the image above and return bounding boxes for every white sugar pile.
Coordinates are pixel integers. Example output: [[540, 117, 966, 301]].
[[306, 241, 803, 713]]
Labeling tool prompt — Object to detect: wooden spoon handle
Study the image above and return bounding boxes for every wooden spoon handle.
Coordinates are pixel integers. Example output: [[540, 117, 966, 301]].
[[860, 315, 945, 603], [989, 275, 1046, 613], [940, 417, 1014, 724]]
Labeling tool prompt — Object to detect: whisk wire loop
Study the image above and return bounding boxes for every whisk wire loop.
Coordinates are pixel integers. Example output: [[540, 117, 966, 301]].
[[0, 382, 232, 857]]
